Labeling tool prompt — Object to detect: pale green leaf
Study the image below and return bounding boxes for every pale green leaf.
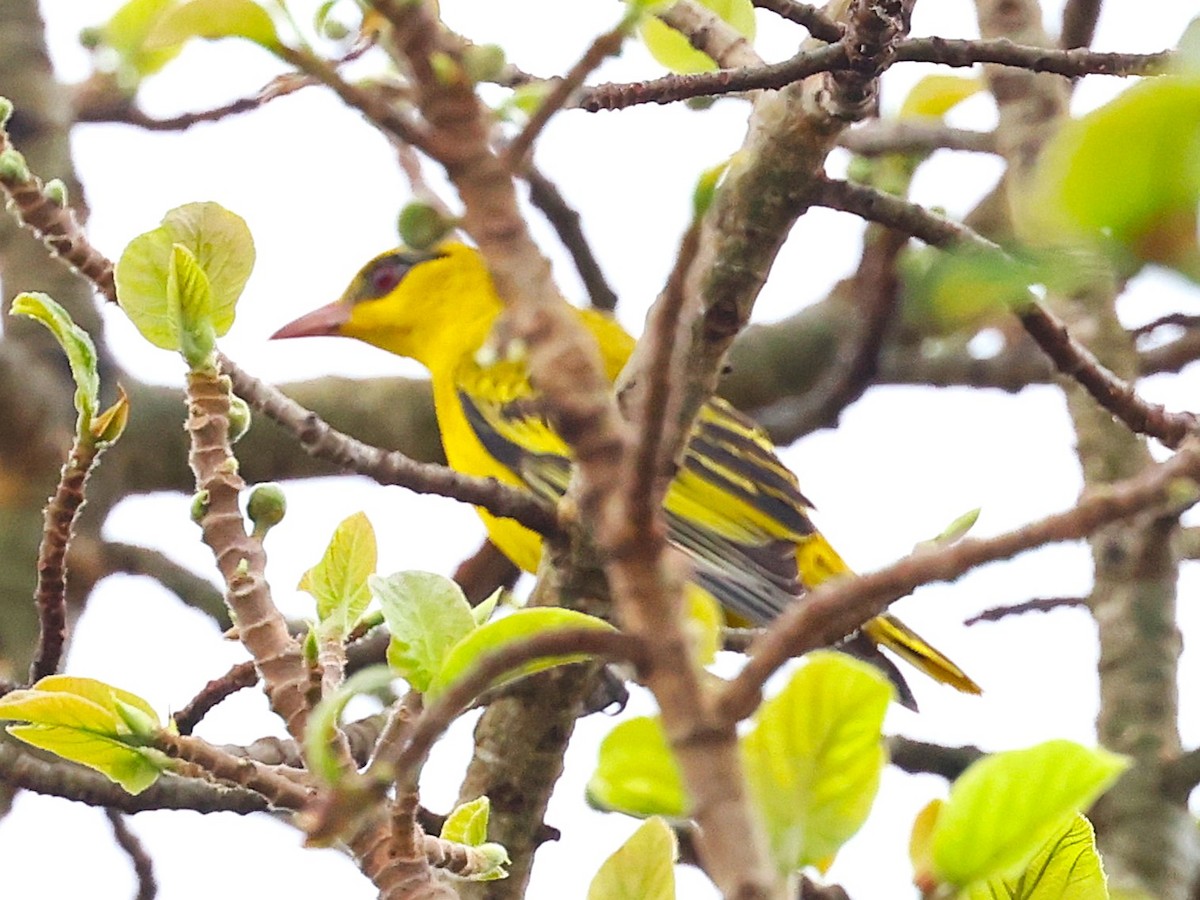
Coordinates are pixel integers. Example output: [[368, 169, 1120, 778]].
[[639, 0, 755, 74], [102, 0, 184, 79], [471, 588, 503, 627], [1021, 76, 1200, 276], [425, 607, 615, 701], [159, 202, 254, 335], [966, 815, 1109, 900], [587, 716, 688, 818], [931, 740, 1129, 888], [742, 651, 892, 874], [902, 245, 1033, 334], [116, 225, 182, 350], [441, 796, 491, 847], [587, 817, 677, 900], [147, 0, 280, 49], [9, 292, 100, 423], [374, 571, 476, 694], [899, 74, 983, 120], [299, 512, 377, 634], [0, 691, 120, 734], [169, 243, 216, 365], [7, 724, 164, 794], [916, 508, 981, 551], [115, 201, 255, 354], [13, 675, 159, 731], [0, 677, 164, 795]]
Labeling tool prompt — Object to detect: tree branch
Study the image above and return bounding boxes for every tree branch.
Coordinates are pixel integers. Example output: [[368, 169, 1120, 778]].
[[718, 437, 1200, 723], [813, 176, 1200, 450], [106, 810, 158, 900], [887, 735, 984, 780], [963, 595, 1088, 625]]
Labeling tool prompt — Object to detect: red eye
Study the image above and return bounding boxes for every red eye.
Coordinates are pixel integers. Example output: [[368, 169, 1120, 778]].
[[370, 263, 403, 296]]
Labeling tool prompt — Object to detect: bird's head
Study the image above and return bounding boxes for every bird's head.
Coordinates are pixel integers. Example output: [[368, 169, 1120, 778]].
[[271, 241, 501, 369]]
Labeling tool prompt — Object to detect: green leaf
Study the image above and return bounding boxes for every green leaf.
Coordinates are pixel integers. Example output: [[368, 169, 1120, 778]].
[[304, 666, 395, 784], [742, 652, 892, 874], [426, 607, 615, 701], [931, 740, 1129, 889], [9, 293, 100, 424], [468, 844, 511, 882], [147, 0, 280, 50], [115, 201, 255, 355], [299, 512, 377, 635], [915, 508, 981, 551], [638, 0, 755, 74], [30, 675, 160, 729], [374, 571, 476, 694], [966, 815, 1109, 900], [7, 724, 164, 794], [471, 588, 503, 627], [902, 245, 1033, 334], [587, 716, 688, 818], [691, 160, 729, 222], [100, 0, 185, 81], [898, 74, 983, 120], [441, 796, 491, 847], [587, 816, 677, 900], [1022, 75, 1200, 278], [169, 243, 216, 366], [0, 677, 164, 794]]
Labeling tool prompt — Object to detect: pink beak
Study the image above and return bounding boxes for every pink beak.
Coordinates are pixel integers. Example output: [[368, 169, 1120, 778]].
[[270, 301, 350, 340]]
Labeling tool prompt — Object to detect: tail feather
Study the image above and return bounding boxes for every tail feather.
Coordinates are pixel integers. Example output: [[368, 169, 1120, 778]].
[[863, 613, 982, 696]]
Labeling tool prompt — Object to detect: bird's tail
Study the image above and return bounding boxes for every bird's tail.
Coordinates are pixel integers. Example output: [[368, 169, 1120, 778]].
[[862, 613, 982, 696]]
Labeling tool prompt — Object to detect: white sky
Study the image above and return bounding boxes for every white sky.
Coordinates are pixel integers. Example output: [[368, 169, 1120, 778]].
[[4, 1, 1199, 898]]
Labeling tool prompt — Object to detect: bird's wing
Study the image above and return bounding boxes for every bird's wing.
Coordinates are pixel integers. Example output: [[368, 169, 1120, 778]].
[[456, 362, 819, 624]]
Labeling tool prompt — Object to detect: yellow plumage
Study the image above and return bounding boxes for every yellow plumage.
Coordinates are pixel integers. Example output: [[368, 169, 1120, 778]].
[[273, 242, 980, 704]]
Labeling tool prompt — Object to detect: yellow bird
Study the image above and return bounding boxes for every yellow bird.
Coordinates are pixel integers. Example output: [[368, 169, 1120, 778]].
[[273, 242, 980, 706]]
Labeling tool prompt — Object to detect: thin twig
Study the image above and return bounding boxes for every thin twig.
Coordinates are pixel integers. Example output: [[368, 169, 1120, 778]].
[[717, 437, 1200, 723], [73, 71, 311, 132], [503, 20, 629, 168], [579, 42, 849, 111], [28, 434, 102, 683], [524, 165, 619, 311], [579, 37, 1168, 112], [838, 121, 995, 156], [106, 810, 158, 900], [221, 356, 561, 536], [813, 176, 1200, 450], [892, 35, 1169, 76], [751, 0, 844, 42], [623, 223, 702, 531], [886, 735, 984, 780], [963, 595, 1088, 625], [174, 660, 259, 735]]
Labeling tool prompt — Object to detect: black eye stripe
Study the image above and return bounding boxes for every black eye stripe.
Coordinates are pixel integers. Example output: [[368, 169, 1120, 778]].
[[353, 249, 449, 303]]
